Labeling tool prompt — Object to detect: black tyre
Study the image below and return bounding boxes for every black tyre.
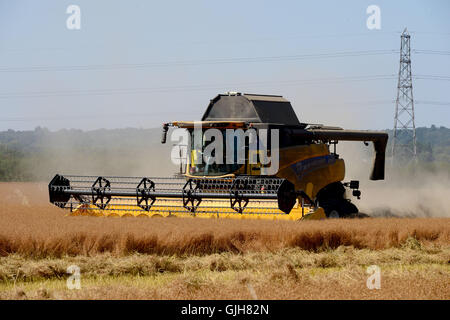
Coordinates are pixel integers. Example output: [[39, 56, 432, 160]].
[[321, 199, 358, 218], [316, 182, 359, 218]]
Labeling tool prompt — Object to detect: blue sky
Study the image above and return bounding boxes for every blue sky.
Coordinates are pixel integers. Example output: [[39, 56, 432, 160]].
[[0, 0, 449, 131]]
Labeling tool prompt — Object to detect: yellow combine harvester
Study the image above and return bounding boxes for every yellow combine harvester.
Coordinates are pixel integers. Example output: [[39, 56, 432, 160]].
[[49, 93, 388, 220]]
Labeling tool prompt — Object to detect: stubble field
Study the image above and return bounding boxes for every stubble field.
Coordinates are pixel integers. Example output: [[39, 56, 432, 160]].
[[0, 182, 449, 299]]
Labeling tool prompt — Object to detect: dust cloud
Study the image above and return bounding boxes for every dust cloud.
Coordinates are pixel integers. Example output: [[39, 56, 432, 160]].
[[338, 141, 450, 218], [23, 128, 179, 181]]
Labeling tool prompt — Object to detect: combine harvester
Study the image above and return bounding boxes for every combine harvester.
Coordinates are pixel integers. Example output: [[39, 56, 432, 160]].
[[49, 93, 388, 220]]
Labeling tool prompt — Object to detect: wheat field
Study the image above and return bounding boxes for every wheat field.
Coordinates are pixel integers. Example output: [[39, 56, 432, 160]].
[[0, 182, 449, 299]]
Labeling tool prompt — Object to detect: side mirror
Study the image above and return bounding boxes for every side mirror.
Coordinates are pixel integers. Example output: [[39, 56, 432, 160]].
[[161, 123, 169, 144]]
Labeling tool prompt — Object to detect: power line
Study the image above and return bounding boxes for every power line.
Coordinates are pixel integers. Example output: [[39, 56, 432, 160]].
[[0, 50, 397, 73], [414, 50, 450, 55], [0, 74, 450, 99], [409, 31, 450, 37], [416, 100, 450, 106], [5, 73, 450, 100], [0, 75, 397, 99], [0, 111, 195, 122], [4, 99, 450, 123], [3, 73, 450, 99], [339, 100, 450, 107], [414, 75, 450, 81], [0, 32, 401, 54], [5, 30, 447, 56]]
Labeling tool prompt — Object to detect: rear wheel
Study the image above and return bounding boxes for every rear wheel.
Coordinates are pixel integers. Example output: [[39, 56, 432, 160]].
[[320, 199, 358, 218], [328, 210, 340, 218], [316, 182, 359, 218]]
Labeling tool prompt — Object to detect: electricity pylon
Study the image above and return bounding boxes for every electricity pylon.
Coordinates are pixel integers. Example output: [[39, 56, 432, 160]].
[[392, 28, 417, 161]]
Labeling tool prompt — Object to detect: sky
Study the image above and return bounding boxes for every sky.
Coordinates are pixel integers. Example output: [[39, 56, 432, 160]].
[[0, 0, 449, 131]]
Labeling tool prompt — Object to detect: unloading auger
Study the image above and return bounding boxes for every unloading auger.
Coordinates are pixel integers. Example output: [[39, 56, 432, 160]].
[[49, 92, 388, 220]]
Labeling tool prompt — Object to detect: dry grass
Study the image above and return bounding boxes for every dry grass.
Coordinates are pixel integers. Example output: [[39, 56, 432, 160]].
[[0, 246, 448, 283], [0, 247, 448, 299], [0, 182, 449, 300], [0, 183, 449, 258], [57, 272, 448, 300]]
